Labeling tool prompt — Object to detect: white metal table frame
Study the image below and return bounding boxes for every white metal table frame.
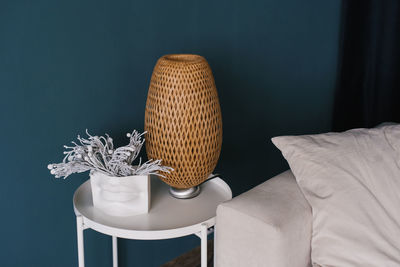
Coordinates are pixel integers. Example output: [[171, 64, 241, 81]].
[[73, 177, 232, 267]]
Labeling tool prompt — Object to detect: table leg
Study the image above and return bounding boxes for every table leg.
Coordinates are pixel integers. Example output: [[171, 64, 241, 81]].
[[213, 226, 217, 266], [201, 223, 208, 267], [76, 216, 85, 267], [112, 236, 118, 267]]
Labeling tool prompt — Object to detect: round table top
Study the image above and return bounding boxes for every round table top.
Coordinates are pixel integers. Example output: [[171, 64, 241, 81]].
[[73, 175, 232, 240]]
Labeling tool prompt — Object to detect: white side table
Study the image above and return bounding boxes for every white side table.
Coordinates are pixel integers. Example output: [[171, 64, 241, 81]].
[[73, 175, 232, 267]]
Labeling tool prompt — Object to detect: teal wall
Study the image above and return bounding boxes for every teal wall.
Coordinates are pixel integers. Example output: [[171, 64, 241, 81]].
[[0, 0, 341, 266]]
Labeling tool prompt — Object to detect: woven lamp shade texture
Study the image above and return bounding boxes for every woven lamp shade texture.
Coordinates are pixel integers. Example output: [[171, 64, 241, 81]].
[[144, 54, 222, 189]]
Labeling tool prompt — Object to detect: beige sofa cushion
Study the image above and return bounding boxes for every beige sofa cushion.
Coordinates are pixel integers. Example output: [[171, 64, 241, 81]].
[[272, 125, 400, 267], [216, 170, 312, 267]]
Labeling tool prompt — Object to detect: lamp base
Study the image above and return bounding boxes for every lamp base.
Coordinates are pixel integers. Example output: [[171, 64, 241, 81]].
[[169, 186, 201, 199]]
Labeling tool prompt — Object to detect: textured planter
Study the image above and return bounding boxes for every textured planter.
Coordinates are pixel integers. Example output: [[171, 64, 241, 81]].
[[145, 54, 222, 189], [90, 171, 150, 217]]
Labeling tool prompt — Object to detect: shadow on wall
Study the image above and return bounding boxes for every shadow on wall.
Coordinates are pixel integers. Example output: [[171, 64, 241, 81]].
[[209, 50, 280, 193], [206, 45, 335, 194]]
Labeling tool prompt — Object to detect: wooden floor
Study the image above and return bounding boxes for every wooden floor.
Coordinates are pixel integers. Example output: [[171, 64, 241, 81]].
[[160, 240, 214, 267]]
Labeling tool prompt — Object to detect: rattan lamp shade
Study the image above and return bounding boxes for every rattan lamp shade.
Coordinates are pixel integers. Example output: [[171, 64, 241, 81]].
[[144, 54, 222, 189]]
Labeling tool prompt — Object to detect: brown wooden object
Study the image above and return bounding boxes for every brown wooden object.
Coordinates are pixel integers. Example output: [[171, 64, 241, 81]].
[[144, 54, 222, 189]]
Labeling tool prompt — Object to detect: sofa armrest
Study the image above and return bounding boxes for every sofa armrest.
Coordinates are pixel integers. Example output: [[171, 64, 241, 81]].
[[215, 170, 312, 267]]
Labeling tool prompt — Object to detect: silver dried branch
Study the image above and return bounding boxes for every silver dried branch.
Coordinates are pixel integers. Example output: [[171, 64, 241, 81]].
[[48, 130, 173, 179]]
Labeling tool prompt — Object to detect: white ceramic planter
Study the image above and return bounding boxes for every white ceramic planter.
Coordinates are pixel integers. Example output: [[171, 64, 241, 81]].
[[90, 171, 150, 217]]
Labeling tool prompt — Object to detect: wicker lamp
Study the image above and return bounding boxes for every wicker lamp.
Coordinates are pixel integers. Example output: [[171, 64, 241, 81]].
[[144, 54, 222, 198]]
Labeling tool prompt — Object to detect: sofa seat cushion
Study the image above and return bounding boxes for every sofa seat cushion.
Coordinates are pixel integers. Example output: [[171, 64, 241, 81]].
[[272, 124, 400, 267]]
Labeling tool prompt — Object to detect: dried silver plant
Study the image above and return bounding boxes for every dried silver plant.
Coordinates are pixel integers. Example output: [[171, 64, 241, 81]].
[[48, 130, 173, 179]]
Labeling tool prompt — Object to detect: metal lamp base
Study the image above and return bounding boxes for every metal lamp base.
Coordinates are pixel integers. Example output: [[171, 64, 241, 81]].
[[169, 186, 201, 199]]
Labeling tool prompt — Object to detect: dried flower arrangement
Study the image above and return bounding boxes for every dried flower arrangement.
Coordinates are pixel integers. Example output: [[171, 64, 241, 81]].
[[48, 130, 173, 179]]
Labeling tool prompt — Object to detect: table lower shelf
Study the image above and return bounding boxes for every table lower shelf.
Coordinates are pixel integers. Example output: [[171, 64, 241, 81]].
[[161, 239, 214, 267]]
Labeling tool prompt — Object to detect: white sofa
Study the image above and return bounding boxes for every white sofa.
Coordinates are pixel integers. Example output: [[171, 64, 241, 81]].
[[215, 170, 312, 267]]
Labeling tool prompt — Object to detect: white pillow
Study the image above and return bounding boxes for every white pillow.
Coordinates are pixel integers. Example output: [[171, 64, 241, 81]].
[[272, 125, 400, 267]]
